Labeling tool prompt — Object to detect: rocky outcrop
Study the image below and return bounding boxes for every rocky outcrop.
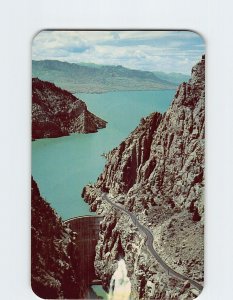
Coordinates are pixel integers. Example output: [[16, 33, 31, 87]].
[[31, 178, 85, 299], [82, 55, 205, 299], [96, 112, 163, 194], [32, 78, 107, 139]]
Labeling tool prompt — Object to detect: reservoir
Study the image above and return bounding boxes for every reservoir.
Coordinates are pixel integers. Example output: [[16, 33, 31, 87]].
[[32, 90, 175, 220]]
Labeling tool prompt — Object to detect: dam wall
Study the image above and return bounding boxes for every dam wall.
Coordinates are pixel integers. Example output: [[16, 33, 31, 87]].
[[64, 215, 103, 284]]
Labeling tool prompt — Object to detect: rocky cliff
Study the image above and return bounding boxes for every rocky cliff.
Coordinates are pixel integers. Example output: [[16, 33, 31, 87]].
[[31, 178, 85, 299], [32, 78, 107, 139], [82, 55, 205, 299]]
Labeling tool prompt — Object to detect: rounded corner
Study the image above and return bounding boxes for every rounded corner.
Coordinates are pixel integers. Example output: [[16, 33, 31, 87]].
[[31, 282, 46, 300], [31, 29, 49, 45], [192, 284, 205, 300], [185, 29, 206, 47]]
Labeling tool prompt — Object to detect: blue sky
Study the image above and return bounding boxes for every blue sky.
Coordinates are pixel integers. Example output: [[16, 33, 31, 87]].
[[32, 30, 205, 74]]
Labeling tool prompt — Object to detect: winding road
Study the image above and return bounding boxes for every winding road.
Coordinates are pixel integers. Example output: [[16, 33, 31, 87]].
[[102, 193, 203, 292]]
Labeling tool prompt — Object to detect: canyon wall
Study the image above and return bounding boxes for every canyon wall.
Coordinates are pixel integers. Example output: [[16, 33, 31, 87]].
[[83, 55, 205, 299], [31, 178, 84, 298], [32, 78, 107, 139]]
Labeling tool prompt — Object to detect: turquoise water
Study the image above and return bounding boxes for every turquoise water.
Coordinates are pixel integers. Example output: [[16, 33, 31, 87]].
[[88, 285, 108, 299], [32, 90, 175, 220]]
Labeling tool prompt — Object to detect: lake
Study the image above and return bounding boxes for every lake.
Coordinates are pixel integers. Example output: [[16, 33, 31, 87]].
[[32, 90, 175, 220]]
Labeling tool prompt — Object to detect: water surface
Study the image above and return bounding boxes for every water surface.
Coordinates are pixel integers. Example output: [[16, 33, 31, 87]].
[[32, 90, 175, 220]]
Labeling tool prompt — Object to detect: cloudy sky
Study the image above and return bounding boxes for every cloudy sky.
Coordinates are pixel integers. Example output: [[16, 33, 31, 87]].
[[32, 30, 205, 74]]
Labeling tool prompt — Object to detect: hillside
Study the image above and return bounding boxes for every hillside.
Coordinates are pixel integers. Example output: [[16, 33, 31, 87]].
[[32, 78, 107, 139], [31, 178, 83, 298], [153, 71, 190, 85], [82, 55, 205, 299], [32, 60, 176, 93]]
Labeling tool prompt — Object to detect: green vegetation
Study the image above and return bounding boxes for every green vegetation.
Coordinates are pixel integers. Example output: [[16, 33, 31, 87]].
[[32, 60, 178, 93]]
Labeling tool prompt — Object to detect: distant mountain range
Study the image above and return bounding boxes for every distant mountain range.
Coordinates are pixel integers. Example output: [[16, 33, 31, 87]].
[[153, 71, 190, 85], [78, 62, 190, 85], [32, 60, 189, 94]]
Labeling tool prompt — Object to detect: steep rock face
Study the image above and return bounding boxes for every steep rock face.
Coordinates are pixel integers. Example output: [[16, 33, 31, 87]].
[[31, 178, 84, 299], [97, 112, 162, 194], [82, 56, 205, 299], [94, 56, 204, 215], [32, 78, 107, 139]]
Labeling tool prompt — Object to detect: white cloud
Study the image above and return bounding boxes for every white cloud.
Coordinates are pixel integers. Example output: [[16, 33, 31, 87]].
[[117, 31, 172, 40], [32, 30, 205, 74]]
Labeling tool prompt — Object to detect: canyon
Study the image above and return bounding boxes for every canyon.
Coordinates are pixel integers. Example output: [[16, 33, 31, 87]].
[[31, 178, 104, 299], [31, 178, 82, 298], [82, 55, 205, 299]]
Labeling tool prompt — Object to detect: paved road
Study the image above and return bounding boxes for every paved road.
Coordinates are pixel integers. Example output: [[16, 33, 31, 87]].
[[103, 193, 203, 292]]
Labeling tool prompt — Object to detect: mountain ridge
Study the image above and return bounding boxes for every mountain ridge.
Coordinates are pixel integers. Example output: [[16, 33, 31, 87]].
[[32, 60, 177, 93], [153, 71, 190, 85]]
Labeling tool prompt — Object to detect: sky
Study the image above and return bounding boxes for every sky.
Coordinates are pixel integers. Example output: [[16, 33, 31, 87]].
[[32, 30, 205, 74]]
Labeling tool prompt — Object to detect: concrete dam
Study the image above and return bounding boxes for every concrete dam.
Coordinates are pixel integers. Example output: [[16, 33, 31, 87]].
[[64, 215, 103, 286]]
